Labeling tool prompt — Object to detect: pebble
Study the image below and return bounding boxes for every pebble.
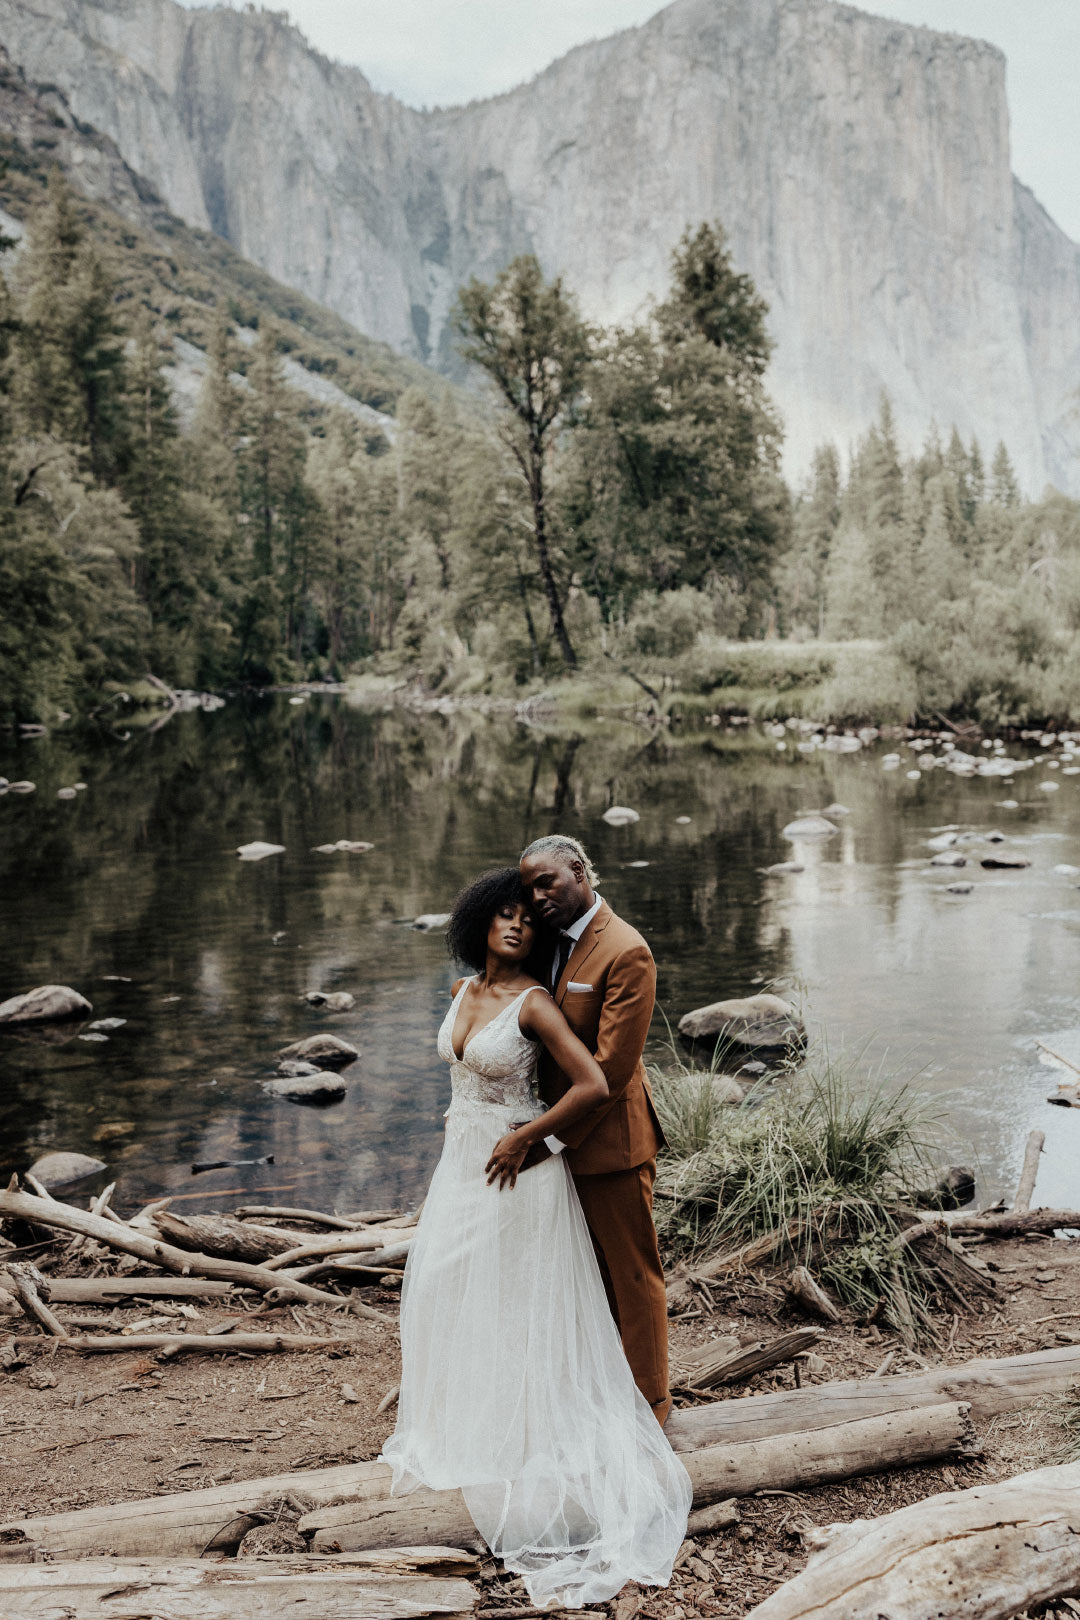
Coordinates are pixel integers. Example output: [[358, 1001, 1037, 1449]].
[[602, 806, 640, 826], [236, 841, 286, 859]]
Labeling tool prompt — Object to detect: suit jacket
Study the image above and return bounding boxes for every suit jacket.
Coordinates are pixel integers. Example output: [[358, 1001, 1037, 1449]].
[[539, 899, 665, 1176]]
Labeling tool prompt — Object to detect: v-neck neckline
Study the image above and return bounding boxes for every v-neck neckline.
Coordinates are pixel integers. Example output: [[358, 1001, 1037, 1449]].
[[450, 978, 530, 1063]]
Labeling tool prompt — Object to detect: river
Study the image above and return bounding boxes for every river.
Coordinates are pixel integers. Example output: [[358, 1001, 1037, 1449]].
[[2, 693, 1078, 1215]]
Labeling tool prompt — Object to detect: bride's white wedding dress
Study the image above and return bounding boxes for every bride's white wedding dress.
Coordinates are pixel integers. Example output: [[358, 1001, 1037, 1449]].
[[381, 978, 691, 1608]]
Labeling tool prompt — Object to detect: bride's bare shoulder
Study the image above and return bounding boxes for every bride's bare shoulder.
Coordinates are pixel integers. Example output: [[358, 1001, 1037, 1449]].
[[450, 976, 469, 997]]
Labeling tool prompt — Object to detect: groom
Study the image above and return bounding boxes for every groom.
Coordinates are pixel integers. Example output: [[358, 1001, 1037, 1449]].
[[511, 834, 670, 1424]]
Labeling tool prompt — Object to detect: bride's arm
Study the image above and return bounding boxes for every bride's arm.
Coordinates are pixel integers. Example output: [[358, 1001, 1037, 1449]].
[[484, 995, 607, 1189]]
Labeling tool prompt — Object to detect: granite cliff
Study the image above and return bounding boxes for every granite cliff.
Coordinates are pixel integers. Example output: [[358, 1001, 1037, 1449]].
[[1, 0, 1077, 490]]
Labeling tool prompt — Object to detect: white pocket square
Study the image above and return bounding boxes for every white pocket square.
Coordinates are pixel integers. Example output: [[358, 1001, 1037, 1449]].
[[567, 981, 594, 992]]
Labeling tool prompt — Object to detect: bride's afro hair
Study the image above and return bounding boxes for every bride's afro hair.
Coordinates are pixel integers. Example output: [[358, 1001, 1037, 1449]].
[[447, 867, 539, 974]]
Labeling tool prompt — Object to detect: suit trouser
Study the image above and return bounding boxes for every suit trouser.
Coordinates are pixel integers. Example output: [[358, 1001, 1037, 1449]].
[[572, 1160, 671, 1425]]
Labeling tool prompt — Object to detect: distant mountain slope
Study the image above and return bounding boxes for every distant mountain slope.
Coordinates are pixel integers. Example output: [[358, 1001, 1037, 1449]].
[[0, 48, 435, 427], [0, 0, 1077, 491]]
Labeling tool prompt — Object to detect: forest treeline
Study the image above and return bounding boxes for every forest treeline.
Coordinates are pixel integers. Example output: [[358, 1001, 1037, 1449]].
[[2, 169, 1078, 727]]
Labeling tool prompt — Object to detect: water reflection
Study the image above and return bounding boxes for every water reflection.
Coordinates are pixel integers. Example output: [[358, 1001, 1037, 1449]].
[[1, 697, 1079, 1214]]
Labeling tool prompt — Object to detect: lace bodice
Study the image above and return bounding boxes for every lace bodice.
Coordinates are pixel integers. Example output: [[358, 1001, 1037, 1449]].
[[437, 978, 545, 1116]]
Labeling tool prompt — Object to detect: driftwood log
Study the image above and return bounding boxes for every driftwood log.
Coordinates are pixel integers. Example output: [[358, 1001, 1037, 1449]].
[[261, 1231, 417, 1271], [234, 1206, 402, 1229], [151, 1212, 311, 1264], [743, 1461, 1080, 1620], [1013, 1130, 1046, 1212], [946, 1208, 1080, 1237], [0, 1403, 972, 1561], [0, 1276, 236, 1304], [667, 1212, 821, 1311], [0, 1557, 478, 1620], [677, 1328, 823, 1391], [787, 1268, 843, 1324], [665, 1343, 1080, 1451], [0, 1187, 390, 1320], [5, 1262, 66, 1337], [11, 1331, 347, 1356]]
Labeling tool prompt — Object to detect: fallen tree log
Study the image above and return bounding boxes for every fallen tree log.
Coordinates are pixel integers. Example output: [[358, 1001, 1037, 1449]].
[[235, 1205, 382, 1230], [0, 1276, 236, 1304], [743, 1460, 1080, 1620], [1, 1403, 973, 1561], [6, 1262, 66, 1337], [301, 1403, 973, 1552], [12, 1331, 347, 1356], [1013, 1129, 1045, 1212], [151, 1212, 312, 1264], [946, 1207, 1080, 1237], [0, 1556, 478, 1620], [677, 1328, 823, 1391], [0, 1187, 390, 1320], [665, 1342, 1080, 1452], [261, 1231, 417, 1271]]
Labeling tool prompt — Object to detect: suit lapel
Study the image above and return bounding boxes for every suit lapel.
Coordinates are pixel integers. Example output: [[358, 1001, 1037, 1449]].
[[555, 902, 610, 1007]]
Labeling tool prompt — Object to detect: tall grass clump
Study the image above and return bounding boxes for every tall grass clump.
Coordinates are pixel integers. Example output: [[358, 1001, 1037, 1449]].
[[651, 1047, 948, 1334]]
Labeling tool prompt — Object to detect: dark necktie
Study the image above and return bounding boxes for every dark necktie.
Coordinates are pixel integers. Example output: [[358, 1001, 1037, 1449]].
[[552, 934, 572, 990]]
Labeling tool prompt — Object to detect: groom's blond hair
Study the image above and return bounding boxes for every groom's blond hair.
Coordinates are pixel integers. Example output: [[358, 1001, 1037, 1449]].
[[520, 834, 600, 888]]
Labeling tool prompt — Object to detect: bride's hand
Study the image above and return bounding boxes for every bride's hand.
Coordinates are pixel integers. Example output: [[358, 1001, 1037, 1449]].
[[485, 1127, 530, 1190]]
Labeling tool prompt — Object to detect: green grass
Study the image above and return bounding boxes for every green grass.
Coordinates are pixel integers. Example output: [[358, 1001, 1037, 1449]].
[[652, 1046, 951, 1337]]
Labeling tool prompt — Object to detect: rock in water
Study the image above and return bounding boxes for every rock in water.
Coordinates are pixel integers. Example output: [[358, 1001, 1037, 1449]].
[[277, 1033, 359, 1070], [761, 861, 804, 875], [8, 781, 36, 794], [781, 816, 839, 839], [237, 841, 285, 860], [0, 985, 92, 1024], [304, 990, 356, 1011], [980, 852, 1031, 869], [277, 1058, 322, 1077], [85, 1017, 127, 1031], [27, 1150, 107, 1188], [946, 882, 975, 894], [930, 851, 967, 867], [264, 1071, 348, 1104], [56, 787, 78, 800], [678, 993, 805, 1051], [411, 913, 451, 932], [602, 806, 640, 826]]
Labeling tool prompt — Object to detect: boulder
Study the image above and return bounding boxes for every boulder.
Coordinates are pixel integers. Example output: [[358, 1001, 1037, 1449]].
[[263, 1071, 348, 1104], [277, 1033, 359, 1070], [761, 861, 805, 875], [980, 852, 1031, 869], [8, 781, 36, 794], [56, 787, 78, 801], [304, 990, 356, 1012], [821, 803, 851, 816], [946, 882, 974, 894], [926, 832, 958, 850], [27, 1150, 107, 1189], [412, 913, 451, 932], [277, 1058, 322, 1078], [601, 805, 640, 826], [930, 851, 967, 867], [781, 816, 838, 839], [0, 985, 92, 1024], [678, 993, 805, 1051], [237, 841, 285, 860]]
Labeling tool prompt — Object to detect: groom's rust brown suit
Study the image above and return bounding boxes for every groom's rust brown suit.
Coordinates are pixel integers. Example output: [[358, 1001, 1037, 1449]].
[[540, 901, 670, 1425]]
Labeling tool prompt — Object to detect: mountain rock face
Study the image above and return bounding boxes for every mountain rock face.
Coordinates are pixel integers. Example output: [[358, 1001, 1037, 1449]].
[[1, 0, 1077, 491]]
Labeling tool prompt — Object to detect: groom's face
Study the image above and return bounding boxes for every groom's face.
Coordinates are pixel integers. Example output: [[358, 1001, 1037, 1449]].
[[519, 853, 589, 931]]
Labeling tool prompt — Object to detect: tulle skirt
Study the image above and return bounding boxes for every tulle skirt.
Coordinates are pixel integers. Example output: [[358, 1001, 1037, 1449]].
[[380, 1095, 691, 1608]]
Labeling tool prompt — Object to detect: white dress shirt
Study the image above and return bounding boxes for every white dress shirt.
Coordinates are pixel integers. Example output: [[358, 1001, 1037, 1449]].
[[544, 894, 603, 1154]]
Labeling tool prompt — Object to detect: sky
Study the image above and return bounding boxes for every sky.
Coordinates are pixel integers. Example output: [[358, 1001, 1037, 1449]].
[[180, 0, 1080, 241]]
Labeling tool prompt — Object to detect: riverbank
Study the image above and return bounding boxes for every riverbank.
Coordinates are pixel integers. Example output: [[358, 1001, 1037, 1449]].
[[3, 1194, 1079, 1619]]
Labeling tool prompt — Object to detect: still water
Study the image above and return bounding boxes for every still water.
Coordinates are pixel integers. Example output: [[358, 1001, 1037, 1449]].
[[2, 695, 1079, 1214]]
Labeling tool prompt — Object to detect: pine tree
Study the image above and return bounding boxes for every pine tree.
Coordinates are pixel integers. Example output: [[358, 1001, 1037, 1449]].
[[991, 442, 1021, 507]]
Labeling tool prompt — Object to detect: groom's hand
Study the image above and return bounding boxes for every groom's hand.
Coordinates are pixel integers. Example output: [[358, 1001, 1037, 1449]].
[[485, 1128, 530, 1190]]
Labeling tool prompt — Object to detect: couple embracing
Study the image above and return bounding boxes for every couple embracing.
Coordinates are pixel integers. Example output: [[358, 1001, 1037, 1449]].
[[381, 836, 691, 1608]]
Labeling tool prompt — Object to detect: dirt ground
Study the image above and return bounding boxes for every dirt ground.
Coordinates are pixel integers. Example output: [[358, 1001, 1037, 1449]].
[[2, 1228, 1079, 1617]]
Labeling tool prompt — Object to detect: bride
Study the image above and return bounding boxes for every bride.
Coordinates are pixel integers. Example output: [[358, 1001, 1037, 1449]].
[[381, 867, 691, 1608]]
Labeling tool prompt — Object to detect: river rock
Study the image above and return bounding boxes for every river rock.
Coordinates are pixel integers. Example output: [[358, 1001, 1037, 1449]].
[[678, 993, 805, 1051], [277, 1058, 322, 1077], [980, 852, 1032, 869], [946, 882, 974, 894], [781, 816, 838, 839], [602, 805, 640, 826], [0, 984, 92, 1024], [304, 990, 356, 1012], [86, 1017, 127, 1031], [277, 1032, 359, 1069], [926, 831, 958, 850], [821, 803, 851, 816], [237, 841, 285, 860], [930, 851, 967, 867], [8, 781, 36, 794], [56, 787, 78, 800], [761, 861, 804, 875], [1055, 864, 1080, 877], [411, 913, 451, 932], [314, 839, 375, 853], [263, 1071, 348, 1104], [27, 1150, 107, 1189], [984, 829, 1006, 842]]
